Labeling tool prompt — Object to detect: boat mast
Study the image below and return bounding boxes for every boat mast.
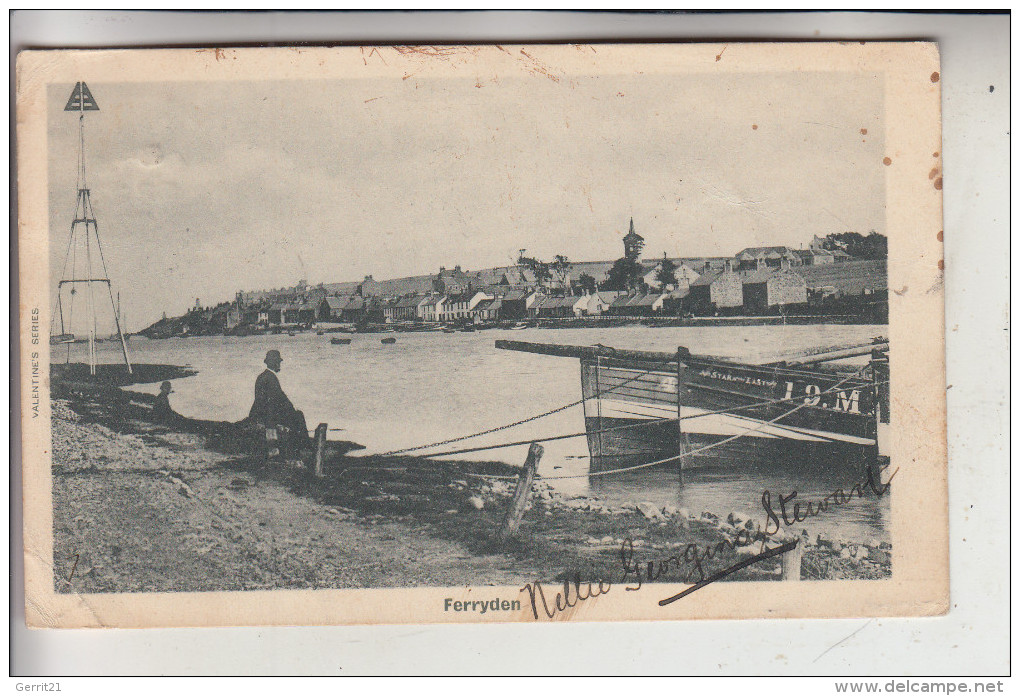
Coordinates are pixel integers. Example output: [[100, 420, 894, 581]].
[[55, 82, 132, 376]]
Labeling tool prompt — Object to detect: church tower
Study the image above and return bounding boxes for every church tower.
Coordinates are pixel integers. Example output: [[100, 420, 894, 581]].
[[622, 217, 645, 261]]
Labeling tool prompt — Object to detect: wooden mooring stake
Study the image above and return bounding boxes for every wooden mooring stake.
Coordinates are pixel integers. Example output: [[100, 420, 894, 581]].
[[496, 443, 543, 543], [780, 536, 804, 581], [312, 423, 328, 478]]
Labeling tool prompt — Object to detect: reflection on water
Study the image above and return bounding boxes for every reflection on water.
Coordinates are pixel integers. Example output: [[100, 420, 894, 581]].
[[56, 323, 889, 542]]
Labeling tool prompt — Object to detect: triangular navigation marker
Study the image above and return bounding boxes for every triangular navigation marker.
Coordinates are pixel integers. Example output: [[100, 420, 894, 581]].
[[64, 81, 100, 112]]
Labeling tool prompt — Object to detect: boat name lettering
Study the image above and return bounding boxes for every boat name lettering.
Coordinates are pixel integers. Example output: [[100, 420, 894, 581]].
[[698, 368, 777, 389], [783, 381, 863, 414]]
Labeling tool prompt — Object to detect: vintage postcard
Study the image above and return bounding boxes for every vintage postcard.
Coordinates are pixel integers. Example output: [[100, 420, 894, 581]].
[[17, 43, 946, 628]]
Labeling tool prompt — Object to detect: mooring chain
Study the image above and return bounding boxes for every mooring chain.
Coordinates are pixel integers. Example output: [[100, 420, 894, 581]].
[[375, 365, 659, 457]]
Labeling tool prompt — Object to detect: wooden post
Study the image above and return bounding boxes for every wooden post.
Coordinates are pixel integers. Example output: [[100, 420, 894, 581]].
[[265, 427, 280, 460], [780, 536, 804, 581], [313, 423, 328, 478], [496, 443, 543, 543]]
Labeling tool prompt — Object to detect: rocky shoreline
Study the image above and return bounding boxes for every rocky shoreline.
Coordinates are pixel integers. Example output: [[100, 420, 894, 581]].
[[48, 380, 890, 595]]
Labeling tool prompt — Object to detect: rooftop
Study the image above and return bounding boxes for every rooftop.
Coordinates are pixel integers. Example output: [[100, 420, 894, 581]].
[[795, 260, 887, 294]]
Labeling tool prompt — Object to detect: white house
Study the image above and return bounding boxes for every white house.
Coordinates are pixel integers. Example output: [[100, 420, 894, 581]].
[[421, 295, 447, 322], [415, 294, 434, 320], [575, 291, 623, 316]]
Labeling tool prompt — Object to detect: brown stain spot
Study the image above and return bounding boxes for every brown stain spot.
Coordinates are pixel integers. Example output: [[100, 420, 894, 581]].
[[934, 177, 943, 190], [883, 157, 892, 166], [933, 151, 940, 158], [752, 124, 758, 130], [929, 166, 940, 180], [937, 230, 943, 242], [715, 45, 727, 62], [213, 48, 225, 62], [617, 92, 625, 97], [938, 260, 944, 271], [860, 128, 868, 135], [930, 71, 940, 83], [517, 49, 562, 83], [364, 96, 381, 104]]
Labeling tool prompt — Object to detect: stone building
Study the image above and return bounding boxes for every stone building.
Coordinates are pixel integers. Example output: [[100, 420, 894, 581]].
[[742, 265, 808, 311], [688, 262, 743, 311]]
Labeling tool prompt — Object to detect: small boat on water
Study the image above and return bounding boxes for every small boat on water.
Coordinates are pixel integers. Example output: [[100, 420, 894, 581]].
[[509, 323, 528, 330], [496, 338, 890, 470], [381, 337, 397, 344], [459, 326, 476, 333], [442, 328, 456, 334], [50, 333, 76, 345], [288, 331, 296, 337], [330, 337, 352, 345]]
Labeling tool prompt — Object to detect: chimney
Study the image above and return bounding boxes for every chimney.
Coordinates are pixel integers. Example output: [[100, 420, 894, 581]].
[[454, 265, 462, 273], [364, 275, 373, 282], [780, 257, 791, 270], [703, 261, 711, 272], [724, 260, 733, 273]]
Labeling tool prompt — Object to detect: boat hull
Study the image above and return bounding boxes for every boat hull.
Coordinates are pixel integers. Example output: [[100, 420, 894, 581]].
[[581, 354, 885, 470]]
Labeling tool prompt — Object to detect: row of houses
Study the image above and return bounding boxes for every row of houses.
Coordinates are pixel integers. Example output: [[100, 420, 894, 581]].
[[227, 258, 887, 329], [531, 258, 887, 318], [236, 237, 853, 310], [226, 227, 877, 328]]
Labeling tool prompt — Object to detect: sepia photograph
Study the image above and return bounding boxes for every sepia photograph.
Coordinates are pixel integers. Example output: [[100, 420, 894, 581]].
[[17, 42, 947, 628]]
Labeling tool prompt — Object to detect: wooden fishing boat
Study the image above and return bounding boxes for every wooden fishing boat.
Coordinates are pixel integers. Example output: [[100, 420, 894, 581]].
[[330, 337, 352, 345], [496, 339, 890, 470], [381, 337, 397, 344], [50, 333, 75, 345]]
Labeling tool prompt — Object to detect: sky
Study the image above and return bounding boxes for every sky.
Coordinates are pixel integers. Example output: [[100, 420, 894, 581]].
[[47, 67, 885, 331]]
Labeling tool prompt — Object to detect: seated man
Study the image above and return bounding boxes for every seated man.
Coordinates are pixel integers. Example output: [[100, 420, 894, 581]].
[[249, 349, 309, 455], [152, 381, 181, 424]]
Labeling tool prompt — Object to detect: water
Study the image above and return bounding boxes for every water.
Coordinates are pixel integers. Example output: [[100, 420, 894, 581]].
[[56, 324, 890, 543]]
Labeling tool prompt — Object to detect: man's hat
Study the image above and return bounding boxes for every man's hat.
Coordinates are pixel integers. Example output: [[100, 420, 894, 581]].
[[265, 349, 283, 363], [159, 381, 173, 393]]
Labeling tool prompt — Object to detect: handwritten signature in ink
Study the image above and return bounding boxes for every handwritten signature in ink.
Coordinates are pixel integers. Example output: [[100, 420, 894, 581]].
[[519, 463, 897, 618]]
